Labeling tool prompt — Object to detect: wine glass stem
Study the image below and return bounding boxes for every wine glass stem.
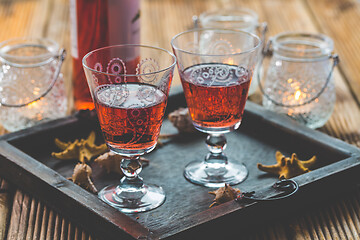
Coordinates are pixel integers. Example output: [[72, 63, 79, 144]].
[[205, 133, 228, 165], [115, 156, 146, 200]]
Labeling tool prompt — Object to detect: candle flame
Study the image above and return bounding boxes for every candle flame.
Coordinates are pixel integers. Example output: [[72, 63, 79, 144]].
[[27, 101, 38, 108], [27, 99, 42, 109], [225, 59, 234, 65], [294, 90, 301, 101]]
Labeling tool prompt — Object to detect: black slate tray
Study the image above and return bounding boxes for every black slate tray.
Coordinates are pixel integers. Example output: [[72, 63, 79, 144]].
[[1, 88, 360, 239]]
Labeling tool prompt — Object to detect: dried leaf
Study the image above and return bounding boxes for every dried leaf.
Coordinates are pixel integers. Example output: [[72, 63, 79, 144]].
[[95, 151, 150, 176], [168, 107, 195, 133], [69, 163, 97, 193], [209, 184, 241, 207]]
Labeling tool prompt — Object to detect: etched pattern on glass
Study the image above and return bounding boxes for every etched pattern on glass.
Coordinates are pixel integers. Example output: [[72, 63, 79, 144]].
[[189, 64, 248, 87], [93, 57, 167, 149], [136, 58, 159, 83], [106, 58, 126, 83], [92, 62, 104, 84], [94, 57, 166, 107], [158, 68, 173, 95]]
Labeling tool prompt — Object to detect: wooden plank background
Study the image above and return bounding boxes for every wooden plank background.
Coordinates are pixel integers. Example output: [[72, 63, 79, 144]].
[[1, 0, 360, 239]]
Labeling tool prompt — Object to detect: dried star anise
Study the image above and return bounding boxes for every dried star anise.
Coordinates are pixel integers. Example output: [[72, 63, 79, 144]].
[[257, 151, 317, 179], [52, 131, 107, 163]]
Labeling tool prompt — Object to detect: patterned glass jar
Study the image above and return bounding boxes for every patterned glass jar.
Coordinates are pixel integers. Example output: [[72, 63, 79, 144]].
[[0, 38, 67, 132], [261, 32, 339, 129]]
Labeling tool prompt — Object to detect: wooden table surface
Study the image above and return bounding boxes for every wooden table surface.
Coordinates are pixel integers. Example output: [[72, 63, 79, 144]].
[[1, 0, 360, 239]]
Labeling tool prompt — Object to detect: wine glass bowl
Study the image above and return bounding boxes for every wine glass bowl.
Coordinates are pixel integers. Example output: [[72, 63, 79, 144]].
[[83, 44, 176, 213], [171, 29, 261, 187]]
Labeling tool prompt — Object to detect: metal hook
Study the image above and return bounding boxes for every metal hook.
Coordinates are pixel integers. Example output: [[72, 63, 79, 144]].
[[193, 15, 199, 29], [257, 22, 268, 53], [237, 179, 299, 202]]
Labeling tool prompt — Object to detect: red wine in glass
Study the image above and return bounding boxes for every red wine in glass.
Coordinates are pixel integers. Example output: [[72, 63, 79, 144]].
[[171, 28, 261, 187], [94, 83, 167, 151], [180, 63, 251, 131], [83, 44, 176, 213]]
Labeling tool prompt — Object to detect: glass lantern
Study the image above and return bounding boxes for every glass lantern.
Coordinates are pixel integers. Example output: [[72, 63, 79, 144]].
[[0, 38, 67, 132], [261, 32, 339, 129]]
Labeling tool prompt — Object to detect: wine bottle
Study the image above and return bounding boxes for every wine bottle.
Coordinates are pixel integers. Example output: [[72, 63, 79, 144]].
[[70, 0, 140, 110]]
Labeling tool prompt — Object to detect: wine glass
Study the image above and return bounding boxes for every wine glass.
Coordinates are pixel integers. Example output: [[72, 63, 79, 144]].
[[82, 44, 176, 213], [171, 29, 261, 187]]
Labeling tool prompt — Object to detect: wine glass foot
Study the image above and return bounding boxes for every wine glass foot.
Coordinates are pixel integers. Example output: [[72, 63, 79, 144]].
[[98, 184, 166, 213], [184, 160, 248, 188]]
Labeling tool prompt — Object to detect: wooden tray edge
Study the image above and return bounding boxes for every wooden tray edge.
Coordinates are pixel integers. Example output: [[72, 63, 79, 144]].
[[0, 140, 151, 240]]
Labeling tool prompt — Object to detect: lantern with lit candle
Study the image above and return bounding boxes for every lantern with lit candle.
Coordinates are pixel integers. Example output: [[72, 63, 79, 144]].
[[261, 32, 339, 129], [0, 38, 67, 132]]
